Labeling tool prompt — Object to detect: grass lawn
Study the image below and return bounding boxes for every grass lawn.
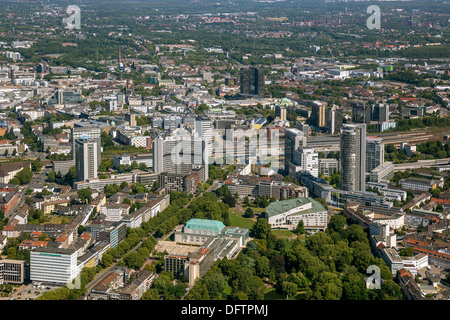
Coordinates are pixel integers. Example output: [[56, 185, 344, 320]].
[[229, 209, 255, 229], [272, 229, 295, 239], [48, 215, 72, 224], [280, 238, 295, 250], [242, 205, 265, 213]]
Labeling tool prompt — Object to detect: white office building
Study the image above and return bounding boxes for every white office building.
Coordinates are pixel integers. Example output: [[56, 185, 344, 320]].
[[293, 147, 319, 177], [30, 248, 81, 286], [153, 128, 208, 181]]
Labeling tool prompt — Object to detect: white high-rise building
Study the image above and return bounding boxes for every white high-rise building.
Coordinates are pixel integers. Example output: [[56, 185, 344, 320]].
[[195, 117, 212, 158], [293, 147, 319, 178], [153, 128, 208, 181], [30, 248, 81, 286]]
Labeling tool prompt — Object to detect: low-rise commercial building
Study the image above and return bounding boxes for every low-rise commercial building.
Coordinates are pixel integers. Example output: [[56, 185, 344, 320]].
[[0, 259, 25, 284], [265, 197, 328, 231]]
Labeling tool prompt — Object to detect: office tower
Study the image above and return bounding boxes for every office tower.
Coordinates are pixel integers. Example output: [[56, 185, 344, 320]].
[[56, 89, 64, 105], [275, 105, 287, 121], [195, 117, 212, 158], [340, 124, 366, 192], [293, 147, 319, 177], [30, 248, 79, 286], [371, 103, 390, 122], [125, 113, 136, 126], [75, 138, 99, 181], [240, 66, 264, 97], [352, 103, 371, 124], [71, 126, 102, 167], [366, 137, 384, 172], [284, 128, 306, 165], [311, 103, 326, 127], [153, 129, 208, 182], [325, 105, 343, 134]]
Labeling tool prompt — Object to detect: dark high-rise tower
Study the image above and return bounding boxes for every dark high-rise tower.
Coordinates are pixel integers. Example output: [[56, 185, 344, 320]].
[[340, 123, 367, 192], [240, 66, 264, 97]]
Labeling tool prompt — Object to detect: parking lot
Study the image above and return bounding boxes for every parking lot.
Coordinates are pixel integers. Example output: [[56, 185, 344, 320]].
[[10, 283, 58, 300]]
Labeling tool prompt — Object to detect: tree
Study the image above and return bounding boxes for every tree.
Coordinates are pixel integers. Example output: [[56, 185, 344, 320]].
[[296, 220, 306, 234], [123, 251, 145, 270], [328, 215, 346, 232], [150, 181, 159, 193], [47, 171, 56, 183], [64, 166, 76, 184], [14, 168, 33, 185], [222, 193, 236, 207], [31, 159, 42, 172], [77, 189, 93, 204], [78, 225, 87, 234], [399, 247, 414, 257], [243, 207, 254, 218], [281, 281, 298, 299], [250, 218, 272, 240], [341, 271, 369, 300], [202, 271, 227, 300], [138, 163, 147, 170]]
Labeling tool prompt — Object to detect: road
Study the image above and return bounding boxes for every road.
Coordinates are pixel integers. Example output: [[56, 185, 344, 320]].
[[85, 239, 145, 292]]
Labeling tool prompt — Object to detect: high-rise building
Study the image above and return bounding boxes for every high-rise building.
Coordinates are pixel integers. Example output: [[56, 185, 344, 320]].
[[75, 138, 99, 181], [311, 103, 326, 127], [284, 128, 306, 165], [153, 129, 208, 182], [340, 124, 367, 192], [125, 113, 136, 126], [352, 103, 371, 124], [275, 105, 287, 121], [293, 147, 319, 177], [371, 103, 390, 122], [195, 117, 212, 158], [240, 66, 264, 97], [71, 125, 102, 167], [325, 105, 343, 134], [366, 137, 384, 173]]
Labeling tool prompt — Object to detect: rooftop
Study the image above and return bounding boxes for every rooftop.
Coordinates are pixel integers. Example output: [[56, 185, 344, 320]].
[[184, 218, 226, 233], [265, 197, 327, 218]]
